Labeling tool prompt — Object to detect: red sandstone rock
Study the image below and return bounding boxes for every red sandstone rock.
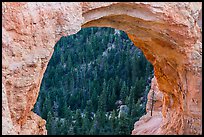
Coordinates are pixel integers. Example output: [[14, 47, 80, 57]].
[[2, 2, 202, 135]]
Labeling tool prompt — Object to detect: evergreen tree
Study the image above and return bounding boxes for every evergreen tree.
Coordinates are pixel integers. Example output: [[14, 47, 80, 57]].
[[85, 100, 93, 120], [73, 109, 83, 135], [110, 109, 118, 134], [120, 81, 127, 103], [41, 94, 52, 120], [98, 82, 107, 112], [118, 115, 130, 135], [46, 111, 53, 135], [82, 111, 91, 134]]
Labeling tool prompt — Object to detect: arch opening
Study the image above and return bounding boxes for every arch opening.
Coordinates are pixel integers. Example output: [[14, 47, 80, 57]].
[[33, 27, 154, 135]]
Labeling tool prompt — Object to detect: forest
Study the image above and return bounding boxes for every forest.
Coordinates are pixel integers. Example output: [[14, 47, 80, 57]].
[[33, 27, 154, 135]]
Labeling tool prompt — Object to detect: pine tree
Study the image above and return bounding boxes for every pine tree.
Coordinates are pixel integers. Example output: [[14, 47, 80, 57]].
[[120, 81, 127, 103], [109, 88, 116, 110], [90, 112, 100, 135], [98, 81, 107, 112], [46, 111, 53, 135], [55, 118, 63, 135], [82, 111, 91, 134], [110, 109, 118, 134], [118, 115, 130, 135], [41, 94, 52, 120], [85, 100, 93, 120], [64, 106, 72, 123], [128, 86, 135, 112], [73, 109, 83, 135]]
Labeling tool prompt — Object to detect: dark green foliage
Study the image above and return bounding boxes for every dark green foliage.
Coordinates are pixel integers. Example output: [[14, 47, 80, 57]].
[[46, 111, 53, 135], [33, 27, 154, 135], [118, 116, 130, 135]]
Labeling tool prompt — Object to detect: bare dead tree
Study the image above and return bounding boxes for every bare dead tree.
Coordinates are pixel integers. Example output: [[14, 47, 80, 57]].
[[150, 90, 155, 116]]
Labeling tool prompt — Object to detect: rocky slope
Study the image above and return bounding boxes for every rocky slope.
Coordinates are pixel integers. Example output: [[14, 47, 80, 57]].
[[2, 2, 202, 135]]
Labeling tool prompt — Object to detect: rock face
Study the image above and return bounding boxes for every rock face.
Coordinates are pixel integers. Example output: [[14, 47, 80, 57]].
[[2, 2, 202, 135], [2, 84, 17, 135]]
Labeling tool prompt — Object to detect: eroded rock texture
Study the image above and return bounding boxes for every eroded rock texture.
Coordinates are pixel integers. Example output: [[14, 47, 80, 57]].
[[2, 84, 17, 135], [2, 2, 202, 135]]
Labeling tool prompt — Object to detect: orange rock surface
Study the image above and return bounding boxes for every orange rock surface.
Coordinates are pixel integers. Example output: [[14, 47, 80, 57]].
[[2, 2, 202, 135]]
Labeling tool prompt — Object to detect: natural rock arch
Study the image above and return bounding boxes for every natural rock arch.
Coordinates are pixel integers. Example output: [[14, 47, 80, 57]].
[[2, 2, 202, 135]]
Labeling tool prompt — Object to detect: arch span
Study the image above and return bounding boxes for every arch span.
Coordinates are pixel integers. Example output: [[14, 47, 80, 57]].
[[2, 2, 202, 135]]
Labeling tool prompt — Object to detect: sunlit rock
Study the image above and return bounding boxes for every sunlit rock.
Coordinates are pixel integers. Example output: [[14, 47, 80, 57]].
[[118, 105, 129, 118]]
